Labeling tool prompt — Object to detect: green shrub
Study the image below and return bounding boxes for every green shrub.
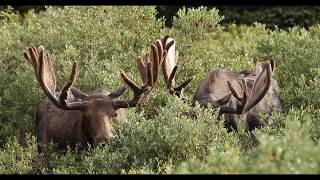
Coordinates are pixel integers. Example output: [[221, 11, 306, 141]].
[[0, 135, 43, 174], [172, 107, 320, 174], [0, 6, 319, 174], [256, 27, 320, 109]]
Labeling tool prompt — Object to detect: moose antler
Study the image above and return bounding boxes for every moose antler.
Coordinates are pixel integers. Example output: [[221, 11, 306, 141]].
[[112, 43, 161, 109], [25, 42, 161, 111], [160, 35, 196, 97], [220, 60, 273, 114], [242, 60, 273, 113], [24, 45, 88, 110]]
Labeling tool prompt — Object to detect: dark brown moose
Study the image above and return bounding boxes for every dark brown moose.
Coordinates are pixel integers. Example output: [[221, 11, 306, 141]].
[[24, 40, 168, 167]]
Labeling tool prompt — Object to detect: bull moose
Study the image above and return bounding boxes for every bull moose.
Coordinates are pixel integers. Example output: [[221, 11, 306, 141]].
[[160, 36, 283, 133], [23, 39, 174, 167]]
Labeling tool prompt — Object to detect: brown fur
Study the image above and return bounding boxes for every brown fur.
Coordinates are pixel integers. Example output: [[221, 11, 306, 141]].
[[35, 89, 126, 150], [24, 42, 163, 169], [193, 65, 283, 132]]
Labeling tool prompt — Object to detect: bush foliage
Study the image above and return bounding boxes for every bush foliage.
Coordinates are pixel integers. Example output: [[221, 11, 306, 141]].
[[0, 6, 319, 174]]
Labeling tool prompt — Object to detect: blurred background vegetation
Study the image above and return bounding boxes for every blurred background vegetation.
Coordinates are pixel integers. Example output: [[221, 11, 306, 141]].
[[2, 6, 320, 29], [156, 6, 320, 29]]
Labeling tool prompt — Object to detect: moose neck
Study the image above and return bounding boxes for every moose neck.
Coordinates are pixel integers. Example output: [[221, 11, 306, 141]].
[[80, 116, 94, 147]]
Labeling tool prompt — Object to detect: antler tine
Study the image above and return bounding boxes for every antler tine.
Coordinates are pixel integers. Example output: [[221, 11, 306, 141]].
[[113, 67, 151, 109], [155, 40, 169, 85], [56, 61, 88, 110], [42, 47, 57, 91], [151, 43, 160, 86], [162, 54, 169, 85], [227, 81, 241, 102], [25, 44, 87, 110], [32, 44, 41, 59], [242, 78, 249, 102], [162, 50, 168, 66], [29, 45, 39, 64], [269, 59, 275, 72], [59, 62, 78, 106], [167, 68, 195, 97], [24, 51, 37, 79], [164, 39, 175, 53], [137, 41, 161, 86], [167, 66, 178, 89], [38, 48, 60, 108], [173, 75, 196, 95], [120, 71, 142, 94], [161, 37, 175, 85], [163, 43, 175, 84], [242, 61, 272, 113], [25, 45, 41, 80], [155, 40, 163, 66], [112, 41, 163, 109], [137, 56, 148, 84], [161, 35, 170, 47], [159, 36, 195, 97], [146, 61, 153, 87]]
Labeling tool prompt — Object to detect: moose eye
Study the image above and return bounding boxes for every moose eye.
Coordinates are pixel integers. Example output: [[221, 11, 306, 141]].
[[112, 112, 117, 118]]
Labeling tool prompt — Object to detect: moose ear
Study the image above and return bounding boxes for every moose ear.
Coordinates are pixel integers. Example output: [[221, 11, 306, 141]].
[[109, 85, 126, 99]]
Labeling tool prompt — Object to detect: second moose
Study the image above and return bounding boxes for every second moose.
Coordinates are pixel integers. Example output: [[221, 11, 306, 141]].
[[159, 36, 283, 133]]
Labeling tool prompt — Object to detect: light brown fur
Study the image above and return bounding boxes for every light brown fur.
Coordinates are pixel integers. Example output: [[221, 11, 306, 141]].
[[193, 64, 283, 132]]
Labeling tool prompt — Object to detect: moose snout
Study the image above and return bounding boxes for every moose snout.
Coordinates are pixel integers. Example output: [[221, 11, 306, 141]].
[[93, 131, 115, 146]]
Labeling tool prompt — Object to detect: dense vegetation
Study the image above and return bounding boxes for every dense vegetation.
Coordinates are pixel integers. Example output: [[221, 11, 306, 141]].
[[0, 6, 319, 174]]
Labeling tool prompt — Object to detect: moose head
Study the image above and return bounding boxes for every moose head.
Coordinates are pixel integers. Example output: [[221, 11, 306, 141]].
[[24, 41, 165, 148]]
